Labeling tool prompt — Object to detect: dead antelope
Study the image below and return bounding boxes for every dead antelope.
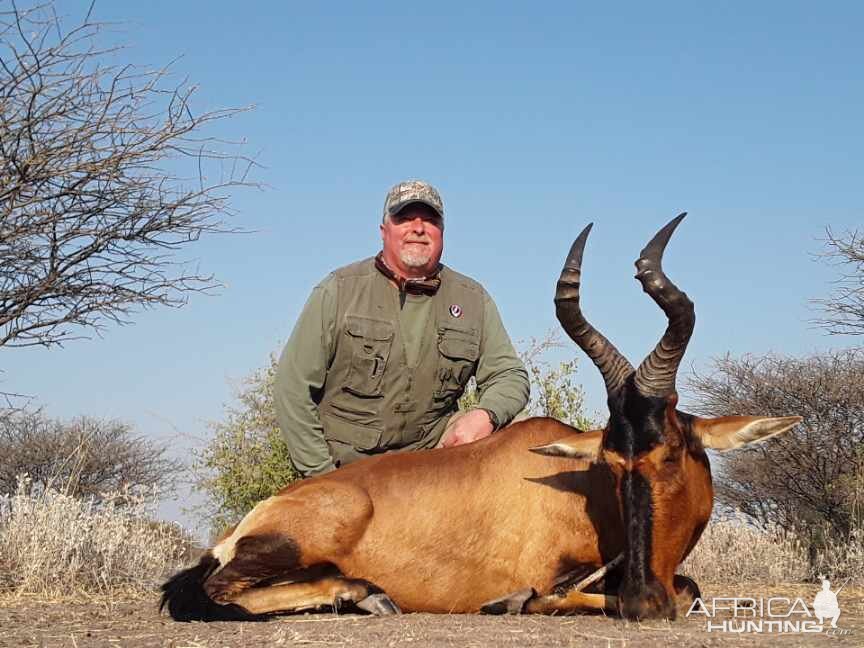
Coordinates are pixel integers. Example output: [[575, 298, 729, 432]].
[[161, 215, 801, 621]]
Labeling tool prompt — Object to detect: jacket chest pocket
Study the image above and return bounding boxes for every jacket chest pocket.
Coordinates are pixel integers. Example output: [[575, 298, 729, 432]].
[[434, 327, 479, 400], [342, 316, 394, 398]]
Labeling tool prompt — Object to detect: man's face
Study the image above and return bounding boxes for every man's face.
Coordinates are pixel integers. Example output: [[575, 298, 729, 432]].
[[380, 203, 444, 278]]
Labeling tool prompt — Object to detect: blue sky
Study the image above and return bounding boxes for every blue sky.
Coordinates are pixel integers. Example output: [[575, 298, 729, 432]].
[[3, 1, 861, 534]]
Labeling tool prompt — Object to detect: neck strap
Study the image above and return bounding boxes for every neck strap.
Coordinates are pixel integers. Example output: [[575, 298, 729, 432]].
[[374, 252, 442, 301]]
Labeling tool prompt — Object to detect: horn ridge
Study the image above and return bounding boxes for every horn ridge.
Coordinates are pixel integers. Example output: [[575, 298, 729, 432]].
[[633, 213, 695, 397], [555, 223, 634, 394]]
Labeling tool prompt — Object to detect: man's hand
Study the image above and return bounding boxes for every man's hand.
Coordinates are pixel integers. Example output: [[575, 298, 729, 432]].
[[439, 409, 495, 448]]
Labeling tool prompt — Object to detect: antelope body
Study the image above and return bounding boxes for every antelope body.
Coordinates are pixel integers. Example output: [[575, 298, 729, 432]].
[[162, 215, 801, 620]]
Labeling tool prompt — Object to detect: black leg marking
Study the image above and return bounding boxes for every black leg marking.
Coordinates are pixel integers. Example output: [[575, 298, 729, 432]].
[[204, 534, 302, 603], [160, 553, 265, 622]]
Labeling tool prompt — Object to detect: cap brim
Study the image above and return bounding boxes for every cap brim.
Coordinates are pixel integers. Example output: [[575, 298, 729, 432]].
[[387, 199, 444, 219]]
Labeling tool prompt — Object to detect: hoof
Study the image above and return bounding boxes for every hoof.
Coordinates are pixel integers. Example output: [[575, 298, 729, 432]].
[[480, 588, 536, 615], [356, 593, 401, 616], [673, 574, 701, 610]]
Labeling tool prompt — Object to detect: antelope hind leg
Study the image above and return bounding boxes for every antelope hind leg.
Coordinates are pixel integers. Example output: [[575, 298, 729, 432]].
[[230, 577, 400, 616], [162, 482, 377, 621]]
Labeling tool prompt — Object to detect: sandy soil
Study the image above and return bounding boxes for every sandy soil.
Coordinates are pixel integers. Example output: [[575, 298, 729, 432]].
[[1, 583, 861, 647]]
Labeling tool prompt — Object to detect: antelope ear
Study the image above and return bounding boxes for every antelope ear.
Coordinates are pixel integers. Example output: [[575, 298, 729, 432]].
[[692, 415, 802, 451], [529, 430, 602, 462]]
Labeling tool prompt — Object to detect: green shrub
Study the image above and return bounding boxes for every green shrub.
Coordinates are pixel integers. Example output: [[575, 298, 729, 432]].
[[462, 331, 596, 430], [193, 356, 297, 533]]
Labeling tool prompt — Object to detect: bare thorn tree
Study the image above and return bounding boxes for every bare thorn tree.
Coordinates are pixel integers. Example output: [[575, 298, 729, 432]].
[[813, 227, 864, 336], [0, 410, 183, 500], [0, 382, 30, 421], [0, 1, 257, 350], [687, 350, 864, 540]]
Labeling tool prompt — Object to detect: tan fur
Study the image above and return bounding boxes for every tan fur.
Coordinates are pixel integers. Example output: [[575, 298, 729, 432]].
[[205, 419, 619, 613], [642, 448, 714, 598]]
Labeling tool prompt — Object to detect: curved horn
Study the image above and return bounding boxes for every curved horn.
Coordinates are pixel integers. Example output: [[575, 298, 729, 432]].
[[555, 224, 634, 394], [633, 213, 695, 397]]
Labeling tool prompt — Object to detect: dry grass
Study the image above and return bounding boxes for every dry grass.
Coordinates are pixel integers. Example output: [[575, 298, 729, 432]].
[[811, 523, 864, 583], [682, 514, 864, 585], [682, 518, 809, 583], [0, 477, 194, 600]]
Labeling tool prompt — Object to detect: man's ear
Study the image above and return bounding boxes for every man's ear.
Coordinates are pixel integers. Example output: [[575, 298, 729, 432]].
[[529, 430, 602, 462], [692, 415, 802, 451]]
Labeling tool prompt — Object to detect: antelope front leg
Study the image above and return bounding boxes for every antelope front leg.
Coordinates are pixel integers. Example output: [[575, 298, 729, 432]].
[[526, 553, 623, 614], [673, 574, 701, 613], [524, 589, 618, 615], [481, 554, 623, 616], [480, 586, 618, 616]]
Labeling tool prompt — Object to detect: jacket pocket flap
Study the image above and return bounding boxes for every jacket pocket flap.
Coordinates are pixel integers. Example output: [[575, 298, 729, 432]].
[[345, 315, 394, 341], [321, 412, 382, 451], [438, 328, 479, 361]]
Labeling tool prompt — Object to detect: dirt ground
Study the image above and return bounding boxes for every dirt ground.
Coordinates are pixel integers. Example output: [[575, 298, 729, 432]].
[[1, 584, 861, 647]]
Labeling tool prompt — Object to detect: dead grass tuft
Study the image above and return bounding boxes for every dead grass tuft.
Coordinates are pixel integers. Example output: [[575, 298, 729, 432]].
[[682, 514, 864, 585], [0, 477, 194, 599], [682, 517, 808, 583]]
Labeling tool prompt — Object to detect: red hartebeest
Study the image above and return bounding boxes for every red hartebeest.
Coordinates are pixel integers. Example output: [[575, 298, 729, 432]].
[[161, 215, 801, 621]]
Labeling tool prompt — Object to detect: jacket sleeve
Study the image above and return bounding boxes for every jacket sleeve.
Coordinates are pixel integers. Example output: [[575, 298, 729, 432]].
[[474, 290, 530, 427], [274, 275, 339, 476]]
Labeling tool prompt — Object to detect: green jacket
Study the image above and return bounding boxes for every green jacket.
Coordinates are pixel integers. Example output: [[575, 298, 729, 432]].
[[274, 257, 529, 476]]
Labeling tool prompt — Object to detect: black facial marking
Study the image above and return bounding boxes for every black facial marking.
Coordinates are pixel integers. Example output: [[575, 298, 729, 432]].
[[621, 470, 655, 588], [601, 376, 691, 616], [601, 378, 665, 591], [604, 376, 669, 457]]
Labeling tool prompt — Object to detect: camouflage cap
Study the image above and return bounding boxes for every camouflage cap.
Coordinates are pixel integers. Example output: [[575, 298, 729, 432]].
[[383, 180, 444, 221]]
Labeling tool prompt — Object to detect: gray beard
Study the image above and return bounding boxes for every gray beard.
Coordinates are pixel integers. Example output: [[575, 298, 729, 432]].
[[400, 248, 432, 268]]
